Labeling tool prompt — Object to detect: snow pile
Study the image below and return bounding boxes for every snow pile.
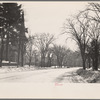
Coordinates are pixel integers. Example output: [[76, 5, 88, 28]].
[[77, 68, 100, 83], [0, 65, 36, 74]]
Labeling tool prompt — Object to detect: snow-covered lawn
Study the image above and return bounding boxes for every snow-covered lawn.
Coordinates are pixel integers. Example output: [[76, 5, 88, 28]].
[[77, 68, 100, 83]]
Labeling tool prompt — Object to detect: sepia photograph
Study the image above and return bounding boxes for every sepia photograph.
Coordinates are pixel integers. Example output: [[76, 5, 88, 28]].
[[0, 1, 100, 99]]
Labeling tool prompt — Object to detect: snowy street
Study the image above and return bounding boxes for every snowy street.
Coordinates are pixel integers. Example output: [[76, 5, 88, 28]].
[[0, 67, 86, 83]]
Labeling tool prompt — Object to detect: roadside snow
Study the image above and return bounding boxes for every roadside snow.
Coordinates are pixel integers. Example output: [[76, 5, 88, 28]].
[[77, 68, 100, 83], [0, 67, 86, 83], [0, 65, 36, 74], [55, 67, 87, 83]]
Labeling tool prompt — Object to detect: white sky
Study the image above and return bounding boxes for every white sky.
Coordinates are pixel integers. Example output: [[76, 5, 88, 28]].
[[21, 2, 89, 51]]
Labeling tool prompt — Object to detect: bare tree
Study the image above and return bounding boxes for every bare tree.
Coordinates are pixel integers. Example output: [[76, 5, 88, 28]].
[[64, 3, 100, 70], [53, 44, 68, 68], [79, 3, 100, 70], [26, 36, 34, 66], [84, 3, 100, 22], [34, 33, 55, 67], [87, 21, 100, 70], [64, 12, 90, 70]]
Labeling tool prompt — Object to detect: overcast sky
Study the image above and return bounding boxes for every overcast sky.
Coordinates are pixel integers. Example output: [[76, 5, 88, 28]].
[[21, 2, 89, 51]]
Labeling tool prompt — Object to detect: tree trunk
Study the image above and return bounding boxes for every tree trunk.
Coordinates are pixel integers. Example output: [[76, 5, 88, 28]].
[[57, 58, 62, 68], [29, 57, 31, 67], [57, 57, 59, 67], [47, 55, 52, 67], [17, 39, 20, 67], [34, 53, 36, 66], [93, 42, 99, 71], [88, 57, 91, 68], [21, 41, 24, 67], [0, 37, 4, 67], [59, 59, 63, 68], [80, 48, 86, 70], [82, 55, 86, 70], [41, 54, 45, 67], [6, 34, 9, 61], [83, 60, 86, 70]]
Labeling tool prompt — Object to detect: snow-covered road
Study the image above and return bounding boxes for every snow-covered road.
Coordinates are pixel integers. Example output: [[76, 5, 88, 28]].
[[0, 67, 86, 83]]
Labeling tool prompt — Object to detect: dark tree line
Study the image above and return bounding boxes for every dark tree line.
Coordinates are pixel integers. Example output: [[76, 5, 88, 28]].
[[0, 3, 28, 67]]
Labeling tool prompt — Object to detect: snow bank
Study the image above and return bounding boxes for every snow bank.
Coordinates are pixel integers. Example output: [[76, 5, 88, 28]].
[[76, 68, 100, 83], [0, 65, 36, 74]]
